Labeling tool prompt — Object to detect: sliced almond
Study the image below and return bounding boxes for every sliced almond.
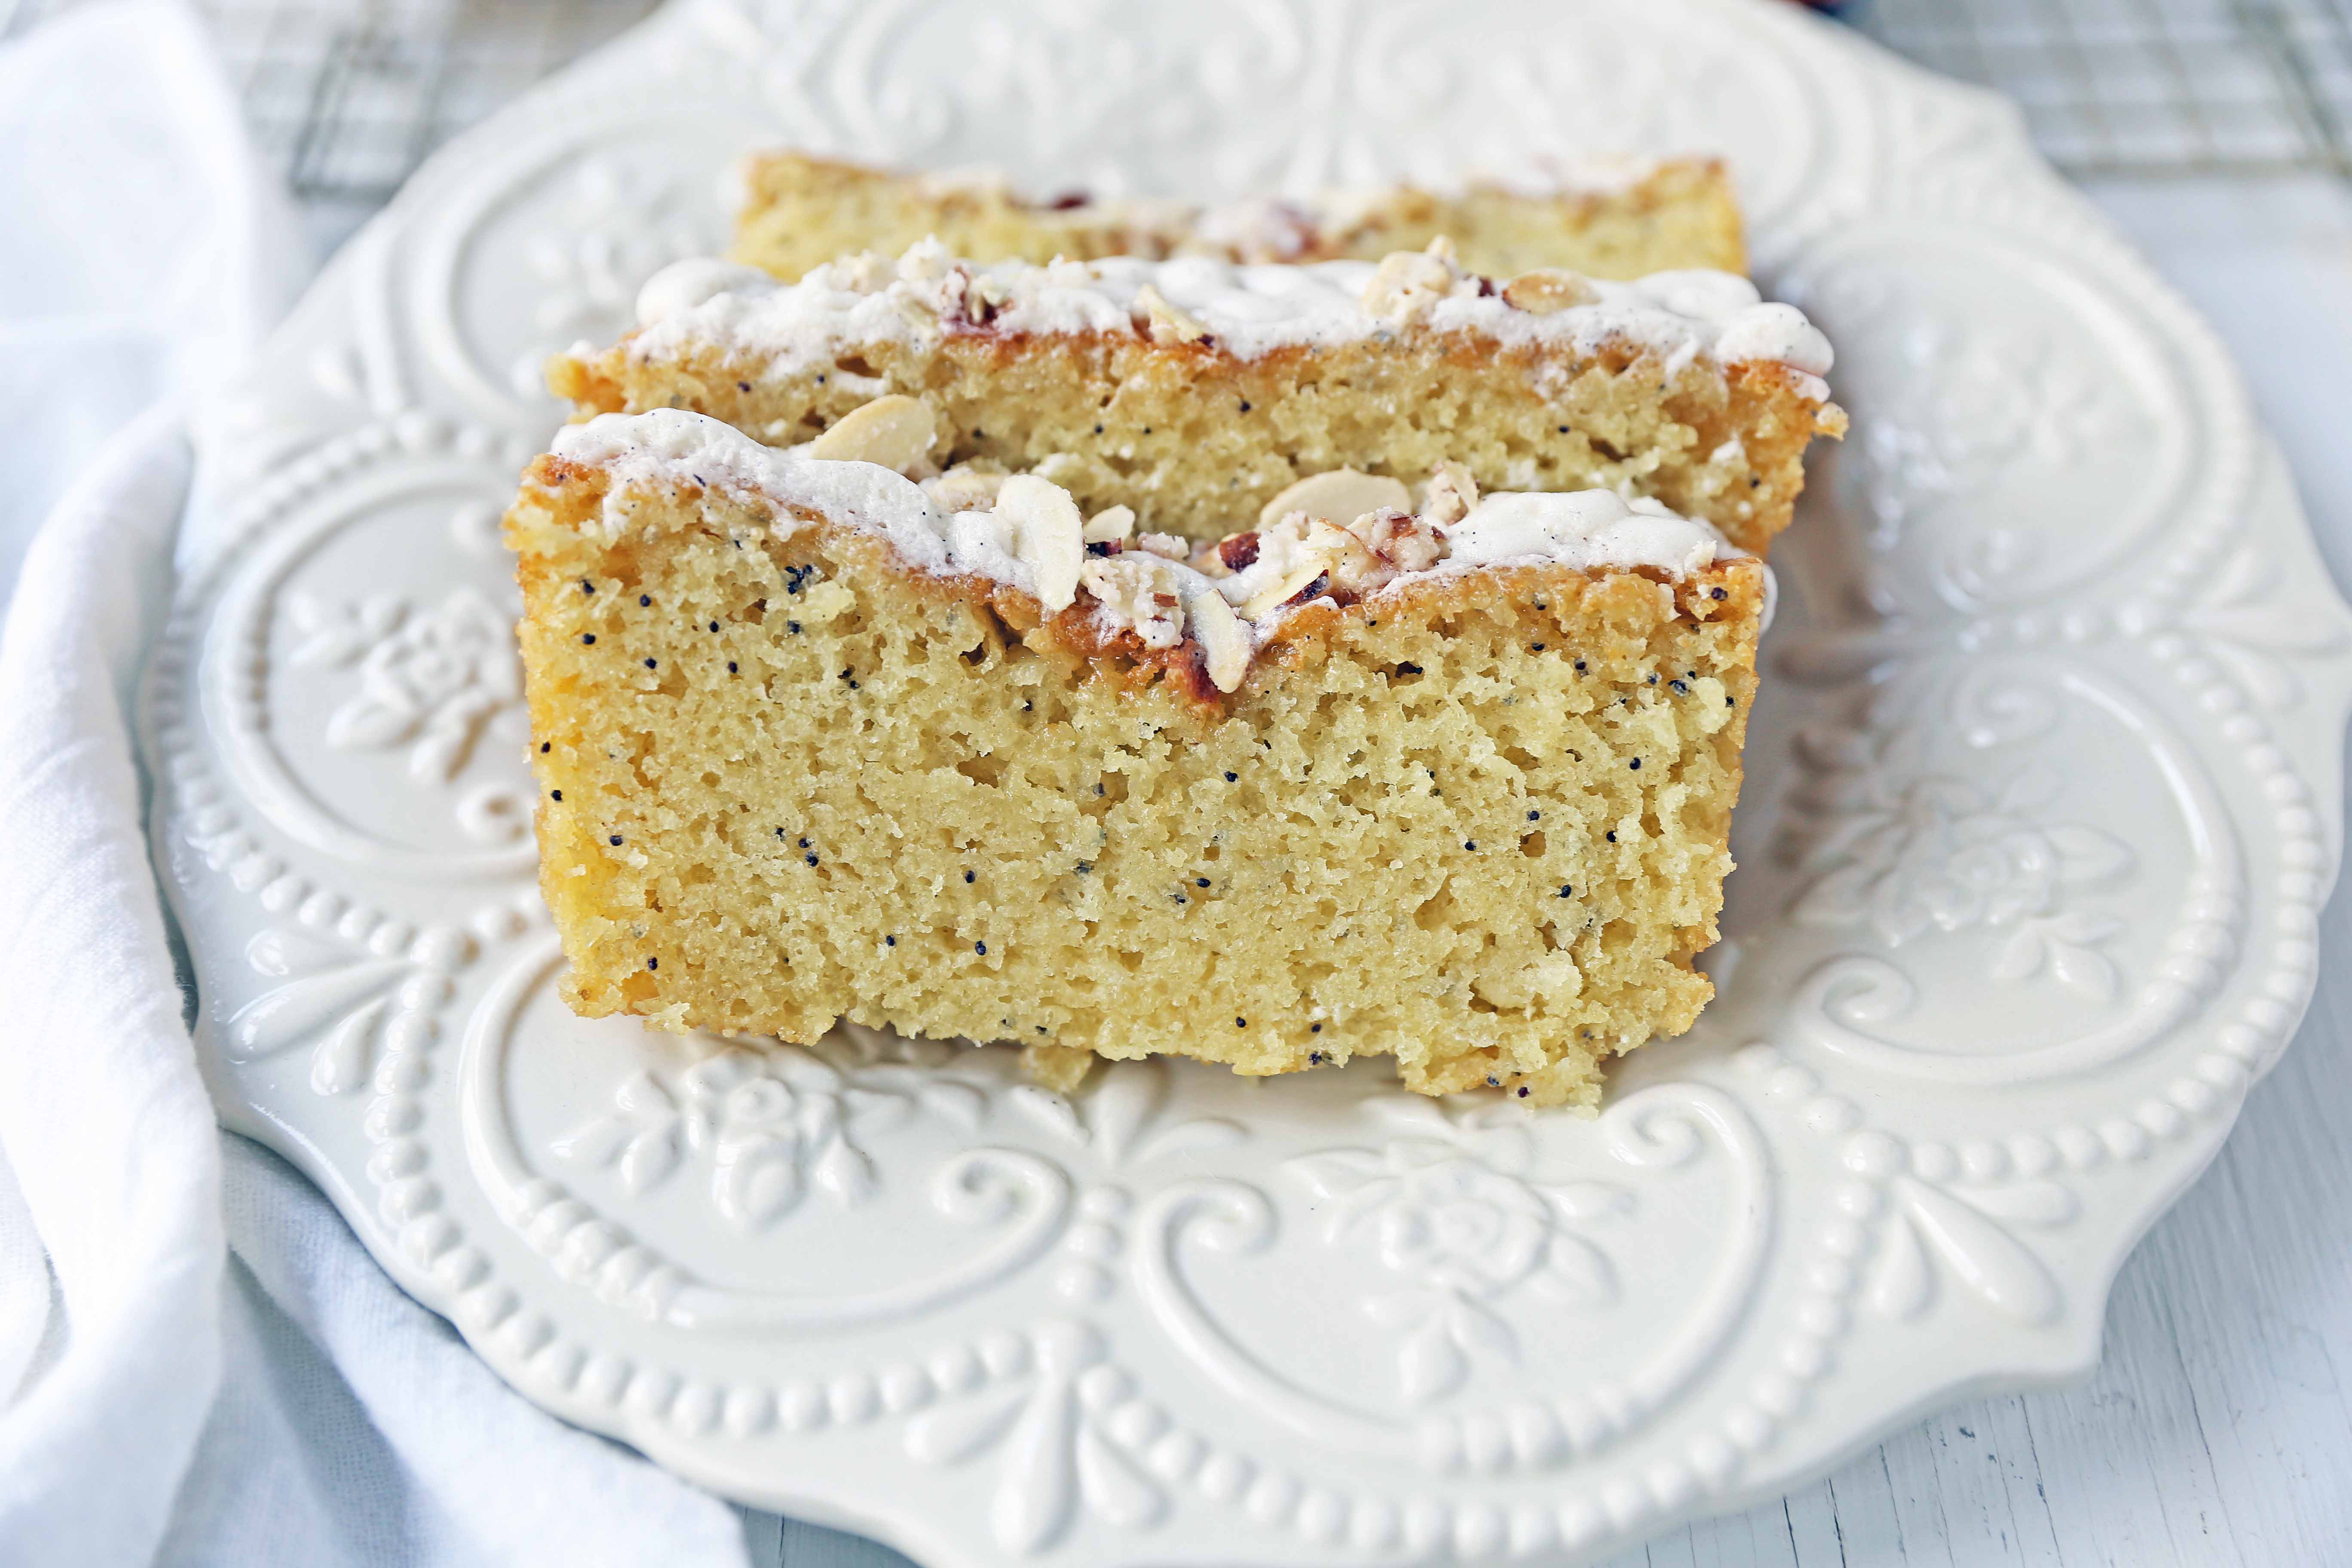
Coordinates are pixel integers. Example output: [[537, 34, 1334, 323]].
[[1136, 283, 1211, 346], [1309, 517, 1387, 593], [1360, 248, 1455, 324], [1354, 508, 1447, 574], [1185, 585, 1250, 693], [923, 465, 1006, 512], [1419, 459, 1479, 526], [1501, 268, 1602, 315], [1080, 555, 1186, 648], [1239, 557, 1336, 622], [1083, 504, 1136, 544], [1258, 469, 1412, 531], [995, 474, 1084, 612], [1191, 530, 1258, 579], [808, 394, 938, 475]]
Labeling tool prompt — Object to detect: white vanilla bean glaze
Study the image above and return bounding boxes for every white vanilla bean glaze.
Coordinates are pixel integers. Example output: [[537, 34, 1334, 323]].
[[548, 410, 1755, 692], [622, 240, 1834, 399]]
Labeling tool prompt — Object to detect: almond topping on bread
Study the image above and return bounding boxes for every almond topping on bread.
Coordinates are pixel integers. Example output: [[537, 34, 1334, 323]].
[[1419, 460, 1480, 527], [1360, 238, 1468, 325], [1501, 268, 1603, 315], [1135, 283, 1212, 346], [995, 474, 1084, 611], [1079, 554, 1188, 647], [1257, 469, 1412, 530], [922, 464, 1005, 511], [808, 394, 938, 475], [1182, 583, 1250, 693], [1082, 504, 1136, 544]]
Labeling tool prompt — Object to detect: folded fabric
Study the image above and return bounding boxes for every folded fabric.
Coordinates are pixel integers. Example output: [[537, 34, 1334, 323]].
[[0, 408, 216, 1567], [0, 4, 753, 1563], [0, 0, 307, 612]]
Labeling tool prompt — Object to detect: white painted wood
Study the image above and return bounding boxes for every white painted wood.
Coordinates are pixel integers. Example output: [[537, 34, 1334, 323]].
[[737, 172, 2352, 1568]]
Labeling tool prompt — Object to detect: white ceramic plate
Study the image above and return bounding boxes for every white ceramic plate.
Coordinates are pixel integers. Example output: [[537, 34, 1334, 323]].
[[144, 1, 2352, 1563]]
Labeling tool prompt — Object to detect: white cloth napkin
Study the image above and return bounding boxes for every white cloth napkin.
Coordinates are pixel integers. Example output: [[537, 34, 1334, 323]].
[[0, 6, 753, 1564]]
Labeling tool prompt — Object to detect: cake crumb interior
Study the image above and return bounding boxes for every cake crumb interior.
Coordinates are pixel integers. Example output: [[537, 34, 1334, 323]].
[[509, 462, 1761, 1108]]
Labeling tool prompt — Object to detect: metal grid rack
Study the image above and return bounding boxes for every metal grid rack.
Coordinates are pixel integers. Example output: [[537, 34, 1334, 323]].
[[0, 0, 661, 247], [1853, 0, 2352, 177], [3, 0, 2350, 245]]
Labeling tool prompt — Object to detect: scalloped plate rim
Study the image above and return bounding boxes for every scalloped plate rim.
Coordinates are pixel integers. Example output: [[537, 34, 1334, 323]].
[[141, 0, 2352, 1562]]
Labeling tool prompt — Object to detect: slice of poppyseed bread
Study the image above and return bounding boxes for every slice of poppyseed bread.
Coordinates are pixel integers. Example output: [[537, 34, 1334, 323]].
[[505, 408, 1764, 1109], [550, 239, 1840, 557], [731, 149, 1748, 282]]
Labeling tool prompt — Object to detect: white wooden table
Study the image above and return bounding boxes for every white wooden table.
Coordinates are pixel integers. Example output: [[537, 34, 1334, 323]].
[[732, 171, 2352, 1568]]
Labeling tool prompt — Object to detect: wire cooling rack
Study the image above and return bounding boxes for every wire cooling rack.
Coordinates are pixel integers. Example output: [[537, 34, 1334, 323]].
[[3, 0, 2349, 242], [1854, 0, 2352, 176], [0, 0, 662, 247]]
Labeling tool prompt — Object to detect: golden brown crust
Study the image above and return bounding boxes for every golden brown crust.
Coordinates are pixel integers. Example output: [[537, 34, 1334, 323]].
[[729, 150, 1747, 280], [510, 451, 1763, 715], [507, 452, 1760, 1106], [553, 325, 1838, 557]]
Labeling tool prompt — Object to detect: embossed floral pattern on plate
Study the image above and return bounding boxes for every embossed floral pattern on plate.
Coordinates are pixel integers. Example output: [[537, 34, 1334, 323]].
[[143, 1, 2352, 1565]]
